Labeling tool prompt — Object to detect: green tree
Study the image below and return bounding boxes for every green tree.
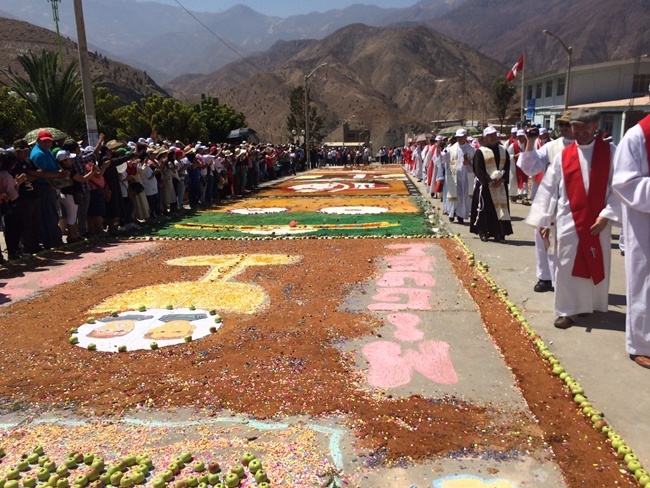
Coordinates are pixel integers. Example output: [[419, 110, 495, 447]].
[[491, 77, 517, 129], [114, 95, 208, 142], [1, 50, 85, 136], [0, 86, 37, 143], [286, 86, 325, 146], [193, 94, 247, 142], [94, 86, 121, 139]]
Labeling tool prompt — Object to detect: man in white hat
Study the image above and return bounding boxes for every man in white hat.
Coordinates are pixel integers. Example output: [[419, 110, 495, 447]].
[[469, 126, 513, 242], [518, 112, 574, 293], [526, 108, 620, 329], [612, 112, 650, 369], [435, 128, 475, 223]]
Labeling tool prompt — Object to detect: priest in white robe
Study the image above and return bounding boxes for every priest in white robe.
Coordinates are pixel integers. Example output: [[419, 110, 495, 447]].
[[612, 113, 650, 369], [436, 129, 476, 223], [526, 108, 620, 329], [518, 111, 574, 293]]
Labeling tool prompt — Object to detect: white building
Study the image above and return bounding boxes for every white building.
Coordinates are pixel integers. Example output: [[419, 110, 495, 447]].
[[524, 57, 650, 142]]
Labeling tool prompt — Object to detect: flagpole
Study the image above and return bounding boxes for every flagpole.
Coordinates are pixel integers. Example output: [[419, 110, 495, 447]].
[[520, 54, 525, 124]]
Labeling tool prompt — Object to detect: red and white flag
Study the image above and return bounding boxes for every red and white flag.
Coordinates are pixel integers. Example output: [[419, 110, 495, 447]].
[[506, 55, 524, 82]]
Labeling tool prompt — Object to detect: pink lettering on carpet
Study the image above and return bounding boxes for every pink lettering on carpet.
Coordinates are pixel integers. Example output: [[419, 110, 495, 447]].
[[377, 271, 435, 288], [368, 287, 432, 311], [387, 313, 424, 341]]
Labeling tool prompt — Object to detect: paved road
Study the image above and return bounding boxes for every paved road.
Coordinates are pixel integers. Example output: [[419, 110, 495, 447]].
[[409, 175, 650, 470]]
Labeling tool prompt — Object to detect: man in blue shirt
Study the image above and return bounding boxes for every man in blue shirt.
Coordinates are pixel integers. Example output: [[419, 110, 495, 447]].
[[30, 130, 66, 249]]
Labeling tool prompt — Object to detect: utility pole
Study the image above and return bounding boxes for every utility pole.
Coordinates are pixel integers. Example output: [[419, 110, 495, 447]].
[[73, 0, 99, 146]]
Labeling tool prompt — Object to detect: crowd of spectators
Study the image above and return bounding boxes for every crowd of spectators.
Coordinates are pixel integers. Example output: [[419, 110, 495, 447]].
[[0, 131, 366, 263]]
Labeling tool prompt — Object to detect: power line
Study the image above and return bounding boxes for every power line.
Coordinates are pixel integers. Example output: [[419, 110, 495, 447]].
[[172, 0, 265, 74]]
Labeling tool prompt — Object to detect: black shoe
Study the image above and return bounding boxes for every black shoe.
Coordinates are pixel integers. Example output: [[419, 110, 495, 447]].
[[495, 235, 506, 243], [449, 216, 454, 222], [457, 218, 464, 224], [554, 316, 574, 329], [533, 280, 554, 293], [479, 233, 489, 242]]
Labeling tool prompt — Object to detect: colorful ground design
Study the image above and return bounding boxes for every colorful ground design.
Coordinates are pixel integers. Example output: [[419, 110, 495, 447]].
[[154, 166, 431, 238], [0, 165, 640, 488]]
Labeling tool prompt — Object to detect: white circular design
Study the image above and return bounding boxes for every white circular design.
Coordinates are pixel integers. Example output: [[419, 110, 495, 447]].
[[319, 206, 389, 215], [228, 207, 289, 215], [74, 309, 222, 352]]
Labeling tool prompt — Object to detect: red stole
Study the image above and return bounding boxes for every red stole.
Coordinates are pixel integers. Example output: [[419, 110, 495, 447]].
[[513, 141, 527, 189], [639, 114, 650, 171], [561, 138, 611, 285], [534, 138, 546, 183]]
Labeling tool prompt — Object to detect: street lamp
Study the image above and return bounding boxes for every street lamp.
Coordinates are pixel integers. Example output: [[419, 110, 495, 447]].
[[543, 29, 573, 110], [304, 63, 328, 168]]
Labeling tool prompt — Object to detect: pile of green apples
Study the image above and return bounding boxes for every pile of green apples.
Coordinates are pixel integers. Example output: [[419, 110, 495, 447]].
[[148, 451, 270, 488]]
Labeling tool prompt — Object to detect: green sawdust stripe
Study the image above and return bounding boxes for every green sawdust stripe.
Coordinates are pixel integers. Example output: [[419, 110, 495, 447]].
[[151, 211, 431, 238]]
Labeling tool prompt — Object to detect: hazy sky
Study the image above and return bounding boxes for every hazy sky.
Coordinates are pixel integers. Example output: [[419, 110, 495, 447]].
[[146, 0, 418, 17]]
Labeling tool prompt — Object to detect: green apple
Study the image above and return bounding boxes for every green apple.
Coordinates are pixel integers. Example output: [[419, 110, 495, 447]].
[[70, 328, 79, 334], [618, 445, 632, 458], [32, 446, 44, 456], [138, 306, 147, 312], [119, 476, 133, 488], [193, 462, 205, 472], [161, 471, 174, 482], [72, 451, 84, 462], [110, 311, 119, 317], [208, 310, 216, 316], [100, 474, 112, 486], [184, 335, 192, 342], [48, 474, 61, 486], [110, 472, 123, 486], [180, 453, 193, 464], [151, 478, 166, 488], [254, 470, 267, 483], [165, 304, 174, 310], [189, 305, 196, 311], [174, 481, 186, 488], [57, 466, 70, 477], [246, 459, 261, 474], [185, 476, 198, 487], [87, 344, 97, 351], [83, 454, 94, 466], [638, 474, 650, 487], [139, 458, 153, 469], [197, 475, 208, 485], [22, 476, 37, 488], [118, 345, 127, 353], [167, 463, 180, 475], [17, 460, 30, 472], [130, 471, 145, 485], [229, 466, 244, 479], [173, 458, 185, 469], [87, 469, 100, 482], [6, 469, 20, 480], [214, 316, 222, 324], [56, 480, 69, 488], [240, 453, 255, 467], [257, 483, 270, 488], [635, 469, 649, 480], [65, 458, 78, 469], [87, 317, 96, 324], [197, 484, 207, 488], [4, 481, 17, 488], [207, 474, 220, 486], [27, 453, 40, 464], [213, 485, 225, 488], [91, 460, 104, 472], [88, 481, 103, 488], [75, 475, 89, 487], [37, 468, 50, 481], [223, 474, 239, 488], [628, 460, 643, 473], [207, 463, 220, 474], [38, 456, 50, 467], [135, 464, 149, 475], [123, 456, 136, 467], [44, 461, 57, 472]]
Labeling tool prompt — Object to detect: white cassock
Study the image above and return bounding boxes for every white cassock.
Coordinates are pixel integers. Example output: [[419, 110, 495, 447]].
[[437, 142, 475, 219], [526, 139, 620, 317], [423, 144, 435, 194], [413, 145, 424, 180], [519, 137, 574, 283], [612, 121, 650, 356]]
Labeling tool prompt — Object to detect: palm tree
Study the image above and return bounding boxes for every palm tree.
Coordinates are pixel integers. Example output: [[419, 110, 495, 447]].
[[2, 50, 84, 135]]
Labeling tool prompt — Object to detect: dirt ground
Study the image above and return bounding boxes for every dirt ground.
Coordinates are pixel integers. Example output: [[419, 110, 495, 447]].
[[0, 238, 635, 487]]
